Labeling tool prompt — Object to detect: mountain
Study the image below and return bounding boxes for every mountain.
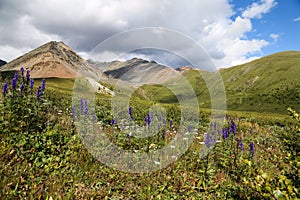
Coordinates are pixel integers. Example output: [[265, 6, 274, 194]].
[[1, 41, 102, 78], [93, 58, 181, 85], [138, 51, 300, 113], [0, 59, 7, 67]]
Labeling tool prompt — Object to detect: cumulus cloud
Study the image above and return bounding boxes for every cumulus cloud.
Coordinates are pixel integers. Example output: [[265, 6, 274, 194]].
[[0, 0, 277, 68], [242, 0, 277, 19]]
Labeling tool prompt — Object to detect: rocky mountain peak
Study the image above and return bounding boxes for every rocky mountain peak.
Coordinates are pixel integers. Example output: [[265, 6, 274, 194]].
[[1, 41, 101, 78]]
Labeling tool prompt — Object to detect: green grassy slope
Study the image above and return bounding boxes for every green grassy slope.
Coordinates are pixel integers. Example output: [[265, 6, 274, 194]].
[[139, 51, 300, 114]]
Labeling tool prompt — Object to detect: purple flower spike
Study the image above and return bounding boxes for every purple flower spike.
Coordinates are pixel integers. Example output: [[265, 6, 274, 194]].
[[249, 142, 255, 157], [128, 106, 133, 120], [11, 73, 18, 90], [41, 79, 46, 91], [20, 84, 24, 95], [36, 87, 43, 101], [20, 67, 25, 76], [238, 139, 244, 151], [230, 120, 237, 135], [30, 78, 34, 89], [2, 83, 8, 96], [111, 119, 115, 125]]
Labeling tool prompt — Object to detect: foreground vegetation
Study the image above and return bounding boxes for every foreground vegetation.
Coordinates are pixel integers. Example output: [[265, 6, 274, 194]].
[[0, 69, 299, 199]]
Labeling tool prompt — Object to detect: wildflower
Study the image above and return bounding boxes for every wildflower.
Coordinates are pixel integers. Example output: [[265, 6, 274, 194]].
[[214, 122, 217, 130], [72, 106, 76, 118], [169, 120, 173, 127], [80, 98, 84, 114], [2, 83, 8, 97], [26, 70, 30, 79], [84, 99, 88, 116], [238, 139, 244, 151], [145, 113, 151, 126], [29, 78, 34, 89], [20, 67, 25, 76], [250, 128, 253, 135], [222, 128, 229, 140], [187, 125, 192, 132], [11, 73, 18, 90], [36, 86, 43, 101], [204, 132, 216, 149], [126, 132, 132, 138], [111, 119, 115, 125], [41, 79, 46, 91], [230, 120, 237, 135], [128, 106, 133, 120], [249, 142, 255, 157], [20, 84, 24, 95], [162, 131, 166, 139]]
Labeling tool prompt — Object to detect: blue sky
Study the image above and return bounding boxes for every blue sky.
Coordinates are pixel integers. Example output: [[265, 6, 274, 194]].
[[232, 0, 300, 57], [0, 0, 299, 68]]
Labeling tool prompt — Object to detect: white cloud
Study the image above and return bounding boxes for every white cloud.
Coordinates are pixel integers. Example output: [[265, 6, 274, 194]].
[[242, 0, 277, 19], [270, 33, 280, 43], [0, 0, 277, 68], [293, 17, 300, 22]]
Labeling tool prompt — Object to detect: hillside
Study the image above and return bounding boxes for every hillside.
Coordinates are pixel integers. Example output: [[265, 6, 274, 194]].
[[1, 41, 102, 78], [138, 51, 300, 113]]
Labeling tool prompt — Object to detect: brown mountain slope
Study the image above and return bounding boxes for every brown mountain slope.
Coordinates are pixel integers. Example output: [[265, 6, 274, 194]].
[[1, 41, 101, 78]]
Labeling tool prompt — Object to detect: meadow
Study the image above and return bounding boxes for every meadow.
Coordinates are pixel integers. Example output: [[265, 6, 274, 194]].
[[0, 69, 299, 199]]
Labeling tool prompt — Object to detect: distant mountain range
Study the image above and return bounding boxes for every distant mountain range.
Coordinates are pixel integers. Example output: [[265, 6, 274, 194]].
[[1, 41, 299, 113]]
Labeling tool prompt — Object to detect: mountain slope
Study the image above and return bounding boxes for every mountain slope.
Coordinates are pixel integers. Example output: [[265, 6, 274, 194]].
[[93, 58, 181, 85], [138, 51, 300, 113], [1, 41, 102, 78]]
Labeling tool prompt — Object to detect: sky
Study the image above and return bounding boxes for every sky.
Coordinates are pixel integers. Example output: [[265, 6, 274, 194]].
[[0, 0, 299, 69]]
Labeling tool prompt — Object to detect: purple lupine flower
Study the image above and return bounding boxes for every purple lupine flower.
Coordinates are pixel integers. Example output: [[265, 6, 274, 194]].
[[162, 118, 166, 125], [238, 139, 244, 151], [72, 106, 76, 118], [11, 73, 18, 90], [204, 132, 216, 149], [20, 84, 24, 95], [249, 142, 255, 157], [128, 106, 133, 120], [145, 113, 151, 126], [20, 67, 25, 76], [213, 122, 217, 130], [30, 78, 34, 89], [41, 79, 46, 91], [2, 83, 8, 97], [187, 125, 192, 132], [222, 128, 229, 140], [250, 128, 253, 135], [36, 86, 43, 101], [230, 120, 237, 135], [169, 120, 173, 128], [111, 119, 115, 125], [80, 98, 84, 114], [26, 70, 30, 79], [84, 99, 88, 116], [162, 131, 166, 139]]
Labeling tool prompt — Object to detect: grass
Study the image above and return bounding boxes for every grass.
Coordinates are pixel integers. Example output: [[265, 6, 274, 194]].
[[1, 69, 299, 199]]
